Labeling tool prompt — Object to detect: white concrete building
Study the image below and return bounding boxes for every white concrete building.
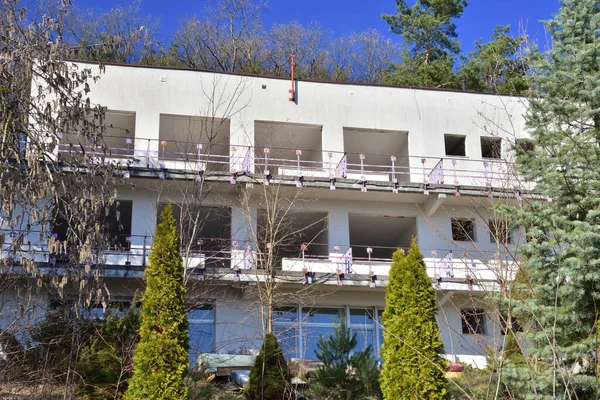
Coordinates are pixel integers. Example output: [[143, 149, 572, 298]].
[[2, 61, 531, 369]]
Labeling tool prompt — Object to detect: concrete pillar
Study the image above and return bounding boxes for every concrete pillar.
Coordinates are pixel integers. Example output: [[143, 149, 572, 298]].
[[328, 209, 350, 253], [134, 111, 160, 168], [129, 194, 157, 248], [229, 116, 254, 173], [231, 205, 257, 247], [322, 125, 345, 171]]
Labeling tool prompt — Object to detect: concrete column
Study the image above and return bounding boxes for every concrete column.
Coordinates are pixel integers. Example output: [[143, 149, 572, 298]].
[[328, 209, 350, 253], [134, 111, 160, 168], [322, 125, 345, 171], [229, 116, 254, 173], [130, 194, 157, 248], [231, 205, 257, 247]]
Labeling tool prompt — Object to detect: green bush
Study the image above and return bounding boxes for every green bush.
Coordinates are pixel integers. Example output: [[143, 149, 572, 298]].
[[31, 308, 95, 382], [314, 315, 381, 399], [75, 307, 140, 400], [246, 333, 291, 400], [380, 239, 449, 399], [125, 204, 189, 400], [0, 330, 40, 382]]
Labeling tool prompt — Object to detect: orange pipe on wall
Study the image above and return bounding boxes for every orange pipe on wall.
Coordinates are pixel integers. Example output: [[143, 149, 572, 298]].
[[289, 54, 295, 102]]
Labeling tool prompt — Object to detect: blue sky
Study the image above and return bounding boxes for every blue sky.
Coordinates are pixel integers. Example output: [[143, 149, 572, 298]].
[[74, 0, 561, 53]]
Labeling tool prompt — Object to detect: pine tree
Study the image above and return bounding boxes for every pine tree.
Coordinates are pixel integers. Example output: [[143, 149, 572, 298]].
[[246, 333, 292, 400], [380, 240, 448, 399], [382, 0, 467, 88], [458, 25, 529, 95], [503, 1, 600, 397], [124, 204, 188, 400], [314, 315, 381, 400]]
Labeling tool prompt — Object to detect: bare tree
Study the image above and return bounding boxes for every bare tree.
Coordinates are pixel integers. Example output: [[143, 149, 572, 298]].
[[173, 0, 267, 72]]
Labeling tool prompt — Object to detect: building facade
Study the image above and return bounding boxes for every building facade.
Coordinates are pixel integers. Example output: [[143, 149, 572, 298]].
[[1, 61, 531, 368]]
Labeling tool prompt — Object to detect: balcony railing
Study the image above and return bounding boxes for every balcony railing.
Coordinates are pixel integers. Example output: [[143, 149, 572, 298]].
[[55, 136, 526, 192], [0, 232, 517, 290]]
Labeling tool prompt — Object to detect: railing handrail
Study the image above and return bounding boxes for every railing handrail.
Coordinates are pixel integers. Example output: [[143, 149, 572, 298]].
[[56, 135, 516, 168]]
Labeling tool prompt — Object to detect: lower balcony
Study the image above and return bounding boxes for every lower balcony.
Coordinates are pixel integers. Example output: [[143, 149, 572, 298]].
[[0, 232, 517, 291]]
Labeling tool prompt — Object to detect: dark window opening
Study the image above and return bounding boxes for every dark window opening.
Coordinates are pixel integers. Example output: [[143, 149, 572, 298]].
[[481, 137, 502, 159], [158, 204, 232, 268], [444, 134, 466, 157], [451, 218, 476, 242], [499, 312, 522, 335], [488, 219, 512, 244], [461, 308, 486, 334], [51, 200, 132, 250], [515, 139, 534, 156]]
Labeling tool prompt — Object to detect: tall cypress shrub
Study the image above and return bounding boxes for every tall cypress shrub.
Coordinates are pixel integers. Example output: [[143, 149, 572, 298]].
[[125, 204, 188, 400], [380, 239, 448, 399]]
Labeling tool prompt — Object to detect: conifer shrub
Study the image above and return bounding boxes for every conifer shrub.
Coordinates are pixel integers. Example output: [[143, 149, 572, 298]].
[[76, 307, 140, 400], [124, 204, 188, 400], [379, 239, 448, 399], [314, 315, 381, 399], [246, 333, 291, 400]]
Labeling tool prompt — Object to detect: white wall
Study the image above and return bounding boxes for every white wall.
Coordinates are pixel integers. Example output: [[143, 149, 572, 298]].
[[69, 62, 529, 170]]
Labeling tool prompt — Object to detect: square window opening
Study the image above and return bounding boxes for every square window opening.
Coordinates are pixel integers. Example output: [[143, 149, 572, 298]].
[[515, 139, 534, 155], [461, 308, 486, 334], [451, 218, 476, 242], [488, 219, 512, 244], [444, 134, 466, 157], [481, 137, 502, 159]]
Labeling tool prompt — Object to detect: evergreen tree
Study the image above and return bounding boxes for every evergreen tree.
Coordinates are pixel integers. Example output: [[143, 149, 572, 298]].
[[503, 1, 600, 397], [458, 25, 529, 95], [382, 0, 467, 88], [246, 333, 292, 400], [76, 308, 140, 400], [124, 204, 188, 400], [380, 240, 448, 399], [314, 315, 381, 400]]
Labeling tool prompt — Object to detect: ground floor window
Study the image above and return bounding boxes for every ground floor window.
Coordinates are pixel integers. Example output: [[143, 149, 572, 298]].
[[273, 306, 383, 360], [461, 308, 486, 335], [188, 304, 215, 365]]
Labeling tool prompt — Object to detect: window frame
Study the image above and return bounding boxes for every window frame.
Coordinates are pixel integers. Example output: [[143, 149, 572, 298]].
[[451, 218, 476, 242], [480, 136, 502, 159], [273, 306, 382, 360], [444, 134, 467, 157], [188, 303, 215, 363], [461, 308, 486, 335], [488, 218, 513, 245]]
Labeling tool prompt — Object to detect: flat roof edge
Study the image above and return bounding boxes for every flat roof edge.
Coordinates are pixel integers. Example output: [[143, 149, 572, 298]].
[[63, 58, 527, 99]]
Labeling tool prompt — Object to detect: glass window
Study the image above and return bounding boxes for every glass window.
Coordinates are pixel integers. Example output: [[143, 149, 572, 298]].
[[274, 306, 298, 323], [274, 325, 299, 359], [349, 308, 374, 326], [303, 326, 335, 359], [189, 323, 214, 355], [188, 305, 215, 365], [352, 329, 374, 352], [302, 307, 342, 324]]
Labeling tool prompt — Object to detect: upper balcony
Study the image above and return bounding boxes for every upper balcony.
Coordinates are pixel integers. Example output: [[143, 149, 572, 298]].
[[55, 134, 526, 196], [52, 109, 532, 197]]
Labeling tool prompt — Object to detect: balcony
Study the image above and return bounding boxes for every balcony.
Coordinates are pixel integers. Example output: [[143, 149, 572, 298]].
[[55, 134, 524, 194], [0, 232, 517, 291]]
